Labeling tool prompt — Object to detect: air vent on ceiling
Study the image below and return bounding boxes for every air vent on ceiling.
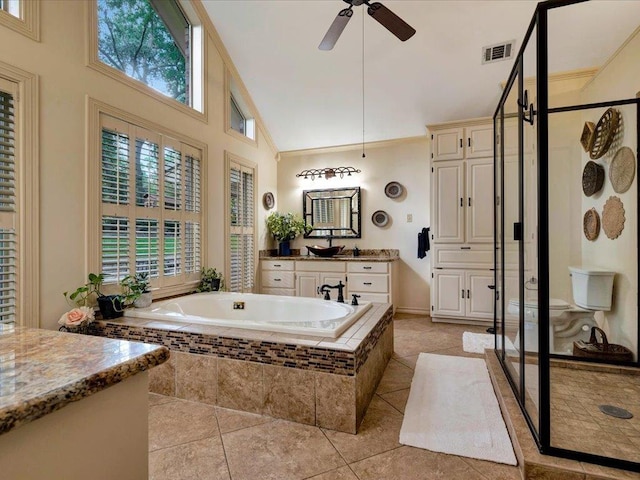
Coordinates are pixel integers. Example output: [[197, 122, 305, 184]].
[[482, 40, 516, 64]]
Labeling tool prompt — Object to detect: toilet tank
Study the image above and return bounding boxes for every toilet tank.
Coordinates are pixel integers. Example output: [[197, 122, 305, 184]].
[[569, 267, 615, 311]]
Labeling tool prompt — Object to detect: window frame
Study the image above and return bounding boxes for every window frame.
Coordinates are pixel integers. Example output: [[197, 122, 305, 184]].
[[88, 98, 207, 298], [86, 0, 207, 122], [0, 0, 39, 41], [224, 68, 257, 146], [0, 61, 39, 327], [224, 151, 257, 293]]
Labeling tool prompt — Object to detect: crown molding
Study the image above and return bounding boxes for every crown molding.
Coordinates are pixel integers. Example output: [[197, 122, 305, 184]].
[[426, 116, 493, 132], [278, 135, 428, 159]]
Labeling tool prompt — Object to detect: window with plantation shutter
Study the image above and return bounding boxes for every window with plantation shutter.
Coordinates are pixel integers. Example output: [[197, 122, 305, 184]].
[[0, 82, 16, 324], [226, 154, 255, 293], [99, 113, 203, 294]]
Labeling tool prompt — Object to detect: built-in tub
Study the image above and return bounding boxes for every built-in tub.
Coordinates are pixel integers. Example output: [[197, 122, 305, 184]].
[[124, 292, 372, 338]]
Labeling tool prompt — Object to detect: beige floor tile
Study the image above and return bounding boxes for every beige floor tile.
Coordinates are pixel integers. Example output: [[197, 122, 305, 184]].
[[350, 446, 488, 480], [394, 354, 418, 370], [222, 419, 345, 480], [149, 436, 230, 480], [393, 330, 461, 357], [149, 399, 219, 451], [306, 465, 360, 480], [148, 392, 177, 407], [322, 396, 404, 464], [376, 358, 415, 394], [379, 388, 410, 414], [461, 457, 522, 480], [214, 406, 273, 434]]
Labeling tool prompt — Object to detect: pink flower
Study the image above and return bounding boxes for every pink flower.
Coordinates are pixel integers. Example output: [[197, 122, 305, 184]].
[[58, 306, 95, 327]]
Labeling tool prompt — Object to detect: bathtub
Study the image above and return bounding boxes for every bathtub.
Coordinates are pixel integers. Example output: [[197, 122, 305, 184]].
[[124, 292, 372, 338]]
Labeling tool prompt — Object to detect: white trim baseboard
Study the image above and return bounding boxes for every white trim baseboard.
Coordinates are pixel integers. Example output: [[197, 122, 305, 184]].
[[395, 307, 431, 316]]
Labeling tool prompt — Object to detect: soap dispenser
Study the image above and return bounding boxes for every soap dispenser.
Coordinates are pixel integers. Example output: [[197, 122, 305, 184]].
[[353, 246, 360, 257]]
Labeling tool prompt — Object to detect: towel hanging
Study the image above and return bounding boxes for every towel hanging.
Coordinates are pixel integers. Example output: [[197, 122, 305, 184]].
[[418, 227, 430, 259]]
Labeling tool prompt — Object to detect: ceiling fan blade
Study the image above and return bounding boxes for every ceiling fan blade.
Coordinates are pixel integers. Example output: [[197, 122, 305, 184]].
[[319, 8, 353, 50], [367, 2, 416, 42]]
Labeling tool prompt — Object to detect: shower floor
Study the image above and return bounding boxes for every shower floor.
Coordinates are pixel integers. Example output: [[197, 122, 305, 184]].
[[550, 363, 640, 463]]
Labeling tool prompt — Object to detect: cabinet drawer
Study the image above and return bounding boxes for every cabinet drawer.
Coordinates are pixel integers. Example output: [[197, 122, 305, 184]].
[[347, 262, 388, 274], [348, 274, 388, 293], [295, 261, 346, 273], [432, 244, 493, 269], [261, 260, 294, 271], [261, 271, 295, 288], [261, 287, 295, 297]]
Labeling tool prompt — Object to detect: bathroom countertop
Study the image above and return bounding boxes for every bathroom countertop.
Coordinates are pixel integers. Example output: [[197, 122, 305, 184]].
[[260, 248, 399, 262], [0, 325, 169, 436]]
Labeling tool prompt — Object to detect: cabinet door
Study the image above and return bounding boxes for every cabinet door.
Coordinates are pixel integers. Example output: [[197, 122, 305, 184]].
[[296, 272, 319, 298], [432, 270, 465, 317], [432, 161, 464, 243], [466, 158, 494, 243], [432, 127, 464, 161], [466, 123, 494, 158], [465, 271, 494, 320]]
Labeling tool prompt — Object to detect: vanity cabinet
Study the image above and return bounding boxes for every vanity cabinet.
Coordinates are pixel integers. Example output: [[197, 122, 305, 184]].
[[259, 258, 396, 310], [429, 117, 495, 325]]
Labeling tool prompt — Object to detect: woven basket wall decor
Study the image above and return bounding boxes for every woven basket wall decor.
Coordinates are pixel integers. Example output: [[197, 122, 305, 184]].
[[609, 146, 635, 194], [602, 196, 625, 240], [580, 122, 595, 152], [590, 108, 620, 160], [583, 208, 600, 241], [582, 161, 604, 197]]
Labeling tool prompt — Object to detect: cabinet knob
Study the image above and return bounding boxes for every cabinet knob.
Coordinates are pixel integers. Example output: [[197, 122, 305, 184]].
[[363, 266, 372, 270]]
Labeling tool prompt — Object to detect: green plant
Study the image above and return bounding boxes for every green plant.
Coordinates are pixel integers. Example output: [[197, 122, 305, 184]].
[[195, 267, 225, 292], [266, 212, 311, 242], [64, 273, 105, 307], [120, 272, 150, 306]]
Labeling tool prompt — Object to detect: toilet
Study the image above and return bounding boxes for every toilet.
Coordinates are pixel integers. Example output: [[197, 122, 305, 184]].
[[509, 267, 615, 354]]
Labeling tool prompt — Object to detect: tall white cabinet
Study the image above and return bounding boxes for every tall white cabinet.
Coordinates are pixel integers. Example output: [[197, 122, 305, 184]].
[[429, 118, 495, 324]]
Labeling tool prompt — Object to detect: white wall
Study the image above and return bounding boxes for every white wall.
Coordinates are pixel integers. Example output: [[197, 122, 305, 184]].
[[277, 138, 431, 313], [0, 1, 278, 330], [579, 27, 640, 354]]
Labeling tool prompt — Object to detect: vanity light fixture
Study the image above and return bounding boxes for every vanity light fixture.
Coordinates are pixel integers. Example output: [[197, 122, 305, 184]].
[[296, 166, 361, 180]]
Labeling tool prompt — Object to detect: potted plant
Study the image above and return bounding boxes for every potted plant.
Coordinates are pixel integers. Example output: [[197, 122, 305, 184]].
[[195, 267, 225, 292], [64, 273, 124, 319], [120, 272, 152, 308], [266, 212, 312, 256]]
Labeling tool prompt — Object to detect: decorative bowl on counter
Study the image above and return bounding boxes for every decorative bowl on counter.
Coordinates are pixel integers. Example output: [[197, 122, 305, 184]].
[[306, 245, 345, 257]]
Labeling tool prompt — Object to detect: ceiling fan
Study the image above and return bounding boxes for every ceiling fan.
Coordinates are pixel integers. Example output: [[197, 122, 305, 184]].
[[319, 0, 416, 51]]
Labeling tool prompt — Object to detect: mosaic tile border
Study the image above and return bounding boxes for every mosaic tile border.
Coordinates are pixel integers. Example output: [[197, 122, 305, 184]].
[[93, 305, 393, 377]]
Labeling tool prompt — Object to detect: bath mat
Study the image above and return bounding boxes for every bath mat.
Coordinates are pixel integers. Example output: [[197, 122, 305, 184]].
[[462, 332, 515, 354], [399, 353, 517, 465]]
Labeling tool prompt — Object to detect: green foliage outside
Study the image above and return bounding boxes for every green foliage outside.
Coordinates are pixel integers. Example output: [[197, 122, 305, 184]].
[[97, 0, 187, 103]]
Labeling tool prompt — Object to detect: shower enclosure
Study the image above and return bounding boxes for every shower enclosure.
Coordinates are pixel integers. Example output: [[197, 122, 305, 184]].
[[493, 0, 640, 471]]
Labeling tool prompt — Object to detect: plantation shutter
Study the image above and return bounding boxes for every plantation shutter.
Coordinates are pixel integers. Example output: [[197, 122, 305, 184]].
[[99, 114, 202, 292], [0, 81, 16, 324], [228, 160, 255, 293]]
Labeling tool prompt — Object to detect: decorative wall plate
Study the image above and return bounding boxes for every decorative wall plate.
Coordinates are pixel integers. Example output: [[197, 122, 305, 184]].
[[602, 196, 625, 240], [583, 208, 600, 241], [582, 161, 604, 197], [262, 192, 275, 210], [371, 210, 389, 227], [590, 108, 620, 160], [609, 146, 635, 194], [384, 181, 404, 199]]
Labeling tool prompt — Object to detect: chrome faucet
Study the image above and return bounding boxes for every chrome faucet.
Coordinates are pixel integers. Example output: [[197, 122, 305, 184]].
[[318, 281, 345, 303]]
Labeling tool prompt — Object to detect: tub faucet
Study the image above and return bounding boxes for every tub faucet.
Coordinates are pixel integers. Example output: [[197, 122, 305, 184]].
[[319, 281, 345, 303]]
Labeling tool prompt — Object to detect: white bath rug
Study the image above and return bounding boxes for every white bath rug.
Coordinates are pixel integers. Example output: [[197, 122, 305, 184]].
[[399, 353, 517, 466], [462, 332, 516, 354]]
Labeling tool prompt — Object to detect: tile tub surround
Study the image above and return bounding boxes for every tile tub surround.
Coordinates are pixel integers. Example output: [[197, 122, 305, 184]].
[[0, 325, 169, 435], [94, 303, 394, 433]]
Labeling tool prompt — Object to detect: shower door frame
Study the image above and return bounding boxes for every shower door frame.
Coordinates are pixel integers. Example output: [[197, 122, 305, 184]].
[[493, 0, 640, 472]]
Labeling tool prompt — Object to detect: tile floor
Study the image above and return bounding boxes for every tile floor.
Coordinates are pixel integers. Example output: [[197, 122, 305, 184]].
[[148, 314, 523, 480]]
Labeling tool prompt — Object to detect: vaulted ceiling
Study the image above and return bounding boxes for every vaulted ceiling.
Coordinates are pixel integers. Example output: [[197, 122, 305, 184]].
[[202, 1, 640, 152]]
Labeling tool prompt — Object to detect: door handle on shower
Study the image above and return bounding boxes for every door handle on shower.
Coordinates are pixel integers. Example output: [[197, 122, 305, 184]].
[[513, 222, 522, 241]]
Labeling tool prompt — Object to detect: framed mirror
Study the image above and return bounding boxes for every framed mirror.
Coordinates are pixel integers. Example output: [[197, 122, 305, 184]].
[[303, 187, 361, 239]]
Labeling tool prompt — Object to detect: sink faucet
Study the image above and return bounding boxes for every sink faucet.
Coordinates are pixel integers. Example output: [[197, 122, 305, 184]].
[[318, 281, 345, 303]]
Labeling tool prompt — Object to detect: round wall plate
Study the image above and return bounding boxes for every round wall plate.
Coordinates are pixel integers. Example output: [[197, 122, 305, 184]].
[[262, 192, 275, 210], [609, 146, 635, 194], [384, 181, 404, 199], [371, 210, 389, 227]]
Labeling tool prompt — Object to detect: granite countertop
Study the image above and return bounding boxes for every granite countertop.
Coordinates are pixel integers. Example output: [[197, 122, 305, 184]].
[[0, 325, 169, 436], [260, 248, 399, 262]]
